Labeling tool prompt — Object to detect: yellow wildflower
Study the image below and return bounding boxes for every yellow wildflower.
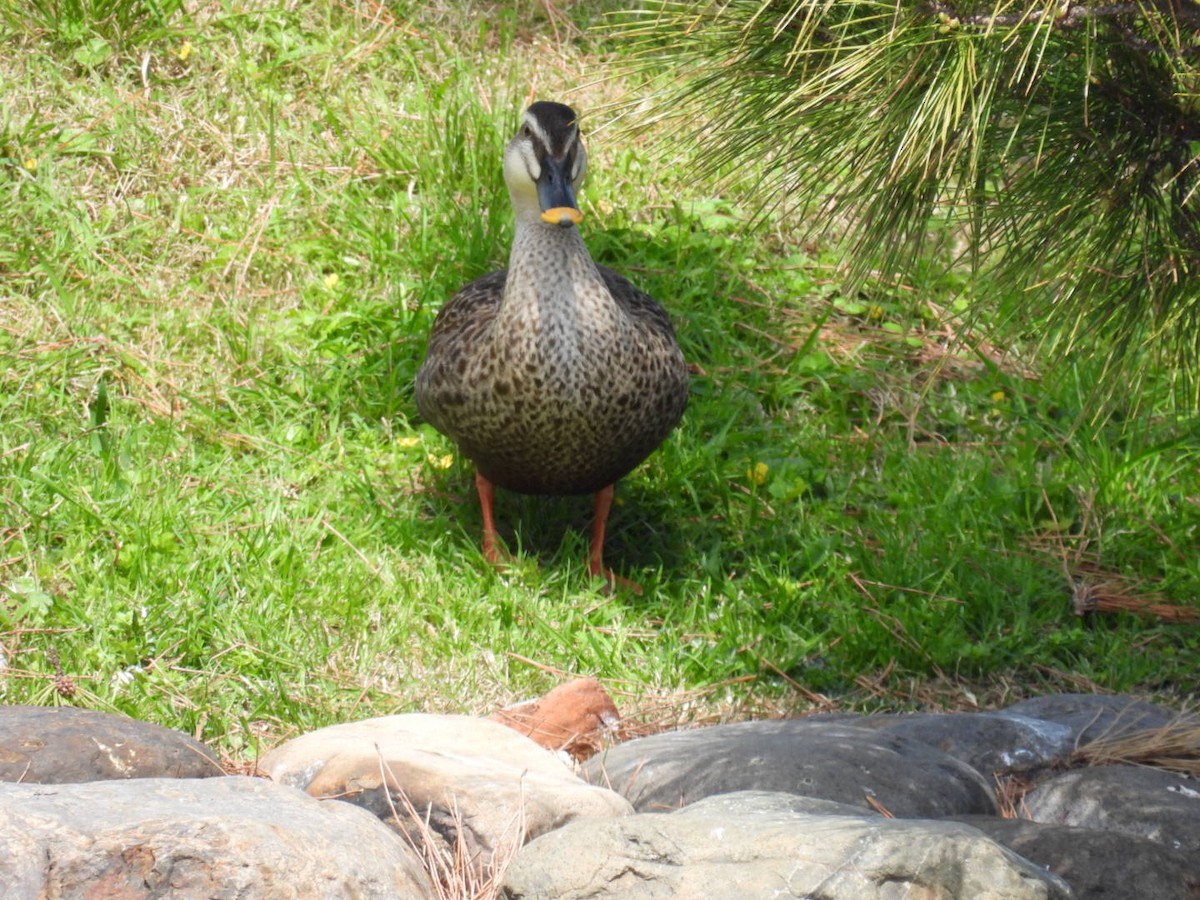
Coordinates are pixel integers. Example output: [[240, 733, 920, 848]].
[[22, 158, 37, 172], [747, 462, 769, 486], [427, 453, 454, 470], [177, 41, 192, 62], [395, 435, 421, 449], [990, 390, 1006, 403], [323, 272, 340, 290]]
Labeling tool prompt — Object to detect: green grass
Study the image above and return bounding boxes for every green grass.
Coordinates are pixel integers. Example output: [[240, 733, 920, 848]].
[[1, 1, 1197, 757]]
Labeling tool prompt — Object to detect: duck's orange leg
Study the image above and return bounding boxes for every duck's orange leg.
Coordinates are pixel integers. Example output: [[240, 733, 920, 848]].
[[590, 484, 642, 594], [476, 472, 508, 565]]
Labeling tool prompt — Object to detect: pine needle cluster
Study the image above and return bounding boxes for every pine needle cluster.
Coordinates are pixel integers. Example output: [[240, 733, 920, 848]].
[[620, 1, 1200, 402]]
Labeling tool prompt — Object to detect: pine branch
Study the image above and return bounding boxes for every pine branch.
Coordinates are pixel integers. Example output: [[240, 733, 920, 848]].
[[926, 1, 1200, 30], [619, 0, 1200, 406], [925, 1, 1200, 56]]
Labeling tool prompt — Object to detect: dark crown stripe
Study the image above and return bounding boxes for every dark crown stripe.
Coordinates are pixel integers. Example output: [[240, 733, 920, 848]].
[[525, 101, 579, 158]]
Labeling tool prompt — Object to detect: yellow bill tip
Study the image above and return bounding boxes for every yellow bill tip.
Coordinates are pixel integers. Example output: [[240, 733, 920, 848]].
[[541, 207, 583, 226]]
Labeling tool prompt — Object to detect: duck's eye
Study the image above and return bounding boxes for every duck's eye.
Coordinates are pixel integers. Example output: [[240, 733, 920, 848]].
[[520, 125, 532, 139]]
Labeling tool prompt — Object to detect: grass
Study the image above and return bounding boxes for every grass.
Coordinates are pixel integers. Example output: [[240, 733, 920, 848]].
[[1, 0, 1197, 762]]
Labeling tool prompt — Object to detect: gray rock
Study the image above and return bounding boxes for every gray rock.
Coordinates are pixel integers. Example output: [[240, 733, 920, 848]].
[[857, 711, 1076, 774], [680, 789, 878, 818], [0, 775, 433, 898], [0, 704, 222, 782], [261, 713, 631, 869], [952, 814, 1200, 900], [1002, 694, 1177, 745], [501, 791, 1072, 899], [583, 718, 998, 816], [1023, 764, 1200, 854]]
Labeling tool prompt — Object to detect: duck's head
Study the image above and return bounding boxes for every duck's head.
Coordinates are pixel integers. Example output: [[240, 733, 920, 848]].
[[503, 101, 587, 228]]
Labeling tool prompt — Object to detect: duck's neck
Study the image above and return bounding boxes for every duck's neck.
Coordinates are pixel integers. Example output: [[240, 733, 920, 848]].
[[497, 215, 618, 333]]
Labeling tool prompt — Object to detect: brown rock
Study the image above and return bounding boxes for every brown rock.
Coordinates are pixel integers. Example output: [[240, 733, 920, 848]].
[[490, 677, 620, 760], [0, 705, 222, 783]]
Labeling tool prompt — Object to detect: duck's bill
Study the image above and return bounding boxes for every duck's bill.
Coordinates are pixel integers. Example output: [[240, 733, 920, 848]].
[[540, 207, 584, 226], [536, 156, 583, 226]]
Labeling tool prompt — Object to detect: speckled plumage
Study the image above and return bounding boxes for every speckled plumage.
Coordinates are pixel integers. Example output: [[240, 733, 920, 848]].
[[415, 104, 688, 500]]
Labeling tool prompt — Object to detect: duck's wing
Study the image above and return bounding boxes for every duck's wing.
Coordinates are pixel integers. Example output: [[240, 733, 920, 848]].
[[596, 264, 690, 433], [416, 269, 507, 430], [424, 269, 508, 352], [597, 265, 679, 341]]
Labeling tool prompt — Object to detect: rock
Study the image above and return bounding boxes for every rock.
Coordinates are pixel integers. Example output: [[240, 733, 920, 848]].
[[500, 790, 1072, 899], [583, 718, 998, 816], [0, 775, 433, 898], [952, 814, 1200, 900], [854, 711, 1076, 775], [1002, 694, 1177, 745], [261, 713, 631, 870], [683, 789, 881, 819], [1023, 764, 1200, 854], [0, 704, 222, 783], [490, 677, 620, 761]]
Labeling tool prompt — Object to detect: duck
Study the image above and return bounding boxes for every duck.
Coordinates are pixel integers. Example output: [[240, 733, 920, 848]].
[[415, 100, 689, 589]]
